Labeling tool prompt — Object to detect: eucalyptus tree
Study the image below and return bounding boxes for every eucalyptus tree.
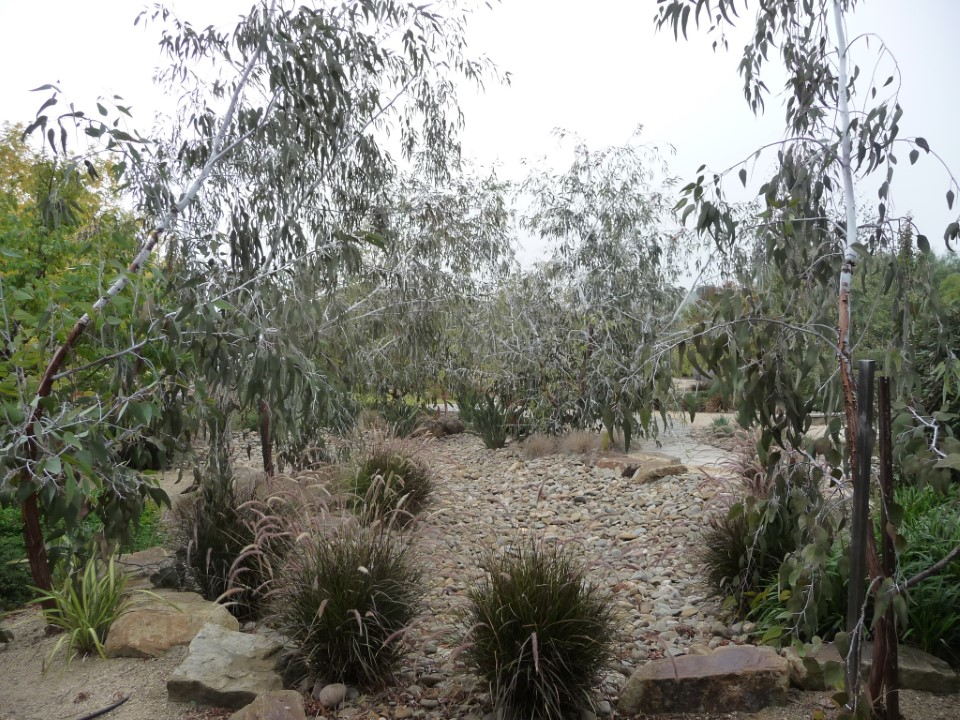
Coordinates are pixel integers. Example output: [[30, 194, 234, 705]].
[[7, 0, 495, 589], [344, 167, 513, 403], [656, 0, 958, 445], [655, 1, 959, 714], [456, 133, 682, 447]]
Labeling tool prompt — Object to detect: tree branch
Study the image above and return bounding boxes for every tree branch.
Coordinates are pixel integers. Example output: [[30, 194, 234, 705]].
[[903, 543, 960, 590]]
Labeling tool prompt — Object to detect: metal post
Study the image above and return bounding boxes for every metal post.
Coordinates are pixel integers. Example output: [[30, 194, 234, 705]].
[[868, 376, 900, 719], [846, 359, 875, 700]]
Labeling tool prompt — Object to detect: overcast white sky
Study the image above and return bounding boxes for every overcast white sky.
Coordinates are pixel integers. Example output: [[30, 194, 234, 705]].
[[1, 0, 958, 265]]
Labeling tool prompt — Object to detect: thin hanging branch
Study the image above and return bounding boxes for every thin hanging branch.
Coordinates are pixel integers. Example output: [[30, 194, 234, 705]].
[[903, 544, 960, 590]]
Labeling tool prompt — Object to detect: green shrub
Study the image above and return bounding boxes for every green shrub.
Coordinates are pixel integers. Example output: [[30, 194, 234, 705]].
[[377, 397, 422, 438], [897, 484, 960, 666], [122, 499, 166, 553], [273, 525, 420, 687], [31, 555, 135, 660], [1, 495, 168, 611], [454, 384, 482, 426], [748, 539, 847, 645], [462, 393, 510, 449], [746, 485, 960, 665], [0, 507, 32, 610], [466, 543, 614, 720], [343, 448, 432, 526], [702, 450, 828, 616]]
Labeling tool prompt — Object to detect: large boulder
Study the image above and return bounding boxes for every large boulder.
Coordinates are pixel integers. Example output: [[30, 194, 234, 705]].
[[229, 690, 306, 720], [618, 645, 789, 715], [784, 641, 960, 693], [105, 589, 239, 658], [167, 623, 284, 708]]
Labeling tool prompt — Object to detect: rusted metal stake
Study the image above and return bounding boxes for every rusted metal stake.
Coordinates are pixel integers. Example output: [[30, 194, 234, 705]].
[[846, 359, 875, 701], [868, 376, 900, 719]]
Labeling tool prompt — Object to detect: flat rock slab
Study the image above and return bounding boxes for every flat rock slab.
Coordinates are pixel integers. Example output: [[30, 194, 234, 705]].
[[784, 641, 960, 693], [105, 589, 239, 658], [619, 644, 789, 715], [595, 452, 683, 474], [229, 690, 306, 720], [118, 545, 173, 579], [632, 464, 689, 484], [167, 622, 284, 708]]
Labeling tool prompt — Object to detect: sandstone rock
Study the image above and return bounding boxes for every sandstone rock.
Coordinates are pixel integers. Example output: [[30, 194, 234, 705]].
[[632, 464, 688, 484], [119, 545, 172, 578], [596, 452, 682, 472], [167, 622, 284, 708], [105, 589, 239, 658], [313, 682, 347, 708], [119, 545, 183, 588], [595, 455, 634, 471], [783, 641, 960, 693], [782, 642, 842, 691], [618, 644, 789, 715], [229, 691, 306, 720]]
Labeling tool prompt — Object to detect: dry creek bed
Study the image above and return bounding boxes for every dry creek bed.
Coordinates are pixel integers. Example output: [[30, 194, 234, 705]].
[[1, 429, 959, 720]]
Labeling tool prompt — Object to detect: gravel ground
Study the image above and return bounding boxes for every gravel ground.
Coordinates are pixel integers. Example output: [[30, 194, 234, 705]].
[[2, 427, 958, 720]]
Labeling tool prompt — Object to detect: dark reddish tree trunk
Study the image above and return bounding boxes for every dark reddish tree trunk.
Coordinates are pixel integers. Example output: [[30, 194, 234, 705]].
[[259, 400, 274, 476], [20, 493, 52, 591]]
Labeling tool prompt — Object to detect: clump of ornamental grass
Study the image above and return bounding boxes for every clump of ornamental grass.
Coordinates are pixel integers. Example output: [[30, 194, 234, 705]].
[[719, 429, 770, 497], [272, 524, 420, 687], [465, 543, 614, 719], [342, 446, 432, 526], [173, 477, 290, 621], [558, 430, 600, 455], [709, 415, 735, 437], [522, 433, 558, 459]]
